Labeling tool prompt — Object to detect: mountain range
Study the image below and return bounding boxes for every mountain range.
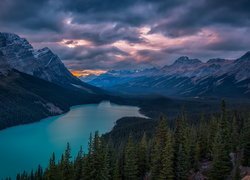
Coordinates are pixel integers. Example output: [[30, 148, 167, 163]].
[[82, 52, 250, 98]]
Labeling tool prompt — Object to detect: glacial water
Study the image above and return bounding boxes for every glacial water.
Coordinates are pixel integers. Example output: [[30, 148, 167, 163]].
[[0, 101, 145, 178]]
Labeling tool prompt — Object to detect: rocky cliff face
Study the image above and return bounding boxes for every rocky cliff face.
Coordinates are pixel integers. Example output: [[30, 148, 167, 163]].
[[0, 33, 82, 87]]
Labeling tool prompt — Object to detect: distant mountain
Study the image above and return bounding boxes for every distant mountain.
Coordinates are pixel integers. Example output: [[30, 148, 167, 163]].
[[82, 52, 250, 98]]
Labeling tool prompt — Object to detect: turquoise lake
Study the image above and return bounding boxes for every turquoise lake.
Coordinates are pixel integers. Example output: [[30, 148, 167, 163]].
[[0, 101, 145, 178]]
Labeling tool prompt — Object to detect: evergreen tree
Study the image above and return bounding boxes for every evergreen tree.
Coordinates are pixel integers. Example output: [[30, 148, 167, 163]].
[[74, 146, 83, 180], [62, 143, 73, 180], [100, 139, 112, 180], [138, 132, 149, 179], [151, 116, 168, 179], [34, 165, 43, 180], [113, 159, 122, 180], [176, 144, 189, 180], [210, 129, 232, 179], [209, 101, 232, 179], [82, 133, 94, 179], [47, 152, 58, 179], [159, 130, 174, 180], [174, 113, 190, 179], [124, 134, 138, 180], [92, 132, 107, 180], [193, 142, 201, 170], [220, 100, 232, 153], [242, 116, 250, 166]]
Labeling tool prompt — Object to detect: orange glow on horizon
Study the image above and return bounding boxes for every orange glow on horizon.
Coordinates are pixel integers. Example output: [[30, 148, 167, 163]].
[[70, 69, 107, 77]]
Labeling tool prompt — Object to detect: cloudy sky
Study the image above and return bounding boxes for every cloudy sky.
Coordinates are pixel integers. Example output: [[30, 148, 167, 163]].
[[0, 0, 250, 75]]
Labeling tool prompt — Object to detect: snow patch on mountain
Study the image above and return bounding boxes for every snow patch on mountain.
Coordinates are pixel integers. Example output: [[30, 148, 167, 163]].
[[0, 32, 83, 87]]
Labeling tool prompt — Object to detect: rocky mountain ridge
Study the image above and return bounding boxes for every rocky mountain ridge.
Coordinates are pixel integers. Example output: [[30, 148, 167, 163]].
[[82, 52, 250, 98], [0, 32, 100, 93]]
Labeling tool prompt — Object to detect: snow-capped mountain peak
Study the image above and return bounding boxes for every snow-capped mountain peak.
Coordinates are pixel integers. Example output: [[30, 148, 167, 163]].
[[83, 52, 250, 98], [173, 56, 202, 65], [0, 32, 86, 88]]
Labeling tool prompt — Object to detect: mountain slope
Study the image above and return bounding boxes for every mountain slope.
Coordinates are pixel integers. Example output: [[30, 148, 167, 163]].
[[0, 32, 110, 129], [0, 70, 103, 130], [0, 32, 102, 93], [83, 52, 250, 98]]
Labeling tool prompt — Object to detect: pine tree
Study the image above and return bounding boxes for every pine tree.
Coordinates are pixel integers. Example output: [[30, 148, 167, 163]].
[[176, 144, 189, 180], [100, 139, 112, 180], [151, 116, 168, 179], [159, 130, 174, 180], [231, 113, 240, 151], [124, 134, 138, 180], [138, 132, 149, 179], [62, 143, 73, 180], [34, 165, 43, 180], [193, 142, 201, 170], [113, 159, 122, 180], [92, 131, 106, 180], [207, 115, 218, 159], [209, 102, 232, 180], [210, 129, 232, 179], [242, 116, 250, 166], [174, 113, 190, 179], [220, 100, 232, 153], [47, 152, 58, 179], [82, 133, 94, 179], [74, 146, 83, 180]]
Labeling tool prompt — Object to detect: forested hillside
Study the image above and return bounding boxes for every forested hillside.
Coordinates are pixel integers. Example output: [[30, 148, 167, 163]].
[[11, 101, 250, 180], [0, 70, 103, 130]]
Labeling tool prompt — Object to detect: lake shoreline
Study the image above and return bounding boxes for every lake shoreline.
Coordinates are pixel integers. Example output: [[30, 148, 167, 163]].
[[0, 100, 147, 132], [0, 101, 146, 178]]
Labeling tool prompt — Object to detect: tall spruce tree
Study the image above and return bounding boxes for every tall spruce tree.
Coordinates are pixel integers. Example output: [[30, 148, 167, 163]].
[[74, 146, 83, 180], [210, 128, 232, 179], [100, 139, 112, 180], [124, 134, 138, 180], [151, 116, 168, 179], [62, 143, 73, 180], [82, 133, 94, 179], [159, 130, 174, 180], [138, 132, 149, 179], [174, 113, 190, 179], [210, 101, 232, 180], [176, 144, 189, 180], [113, 159, 122, 180], [241, 116, 250, 166], [47, 152, 58, 179]]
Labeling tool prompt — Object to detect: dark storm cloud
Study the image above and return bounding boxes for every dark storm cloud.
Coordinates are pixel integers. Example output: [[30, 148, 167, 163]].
[[54, 45, 128, 61], [204, 27, 250, 51], [49, 44, 132, 70], [0, 0, 250, 70], [60, 0, 185, 26], [65, 23, 145, 45], [0, 0, 64, 32], [151, 0, 250, 37]]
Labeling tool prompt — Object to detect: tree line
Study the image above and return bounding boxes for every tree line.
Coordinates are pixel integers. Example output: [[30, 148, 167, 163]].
[[9, 101, 250, 180]]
